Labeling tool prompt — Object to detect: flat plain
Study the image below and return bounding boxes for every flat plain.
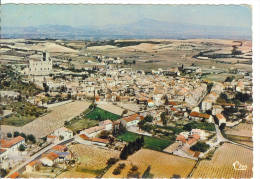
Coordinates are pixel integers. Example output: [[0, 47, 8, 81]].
[[191, 143, 253, 178], [103, 148, 196, 178]]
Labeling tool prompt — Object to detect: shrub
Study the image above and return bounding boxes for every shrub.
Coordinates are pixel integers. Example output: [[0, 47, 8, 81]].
[[107, 158, 118, 165], [118, 163, 126, 170], [130, 165, 138, 172], [190, 142, 210, 152], [112, 168, 121, 175], [13, 131, 20, 137], [27, 134, 36, 143], [7, 133, 12, 138], [18, 144, 26, 151]]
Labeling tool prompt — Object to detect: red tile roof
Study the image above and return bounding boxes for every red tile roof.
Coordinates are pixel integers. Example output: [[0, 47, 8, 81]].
[[216, 113, 226, 121], [92, 137, 109, 144], [176, 135, 186, 143], [52, 145, 67, 152], [28, 160, 39, 167], [9, 172, 19, 178], [189, 111, 210, 119], [122, 113, 142, 123], [42, 152, 59, 161], [0, 136, 25, 148], [79, 134, 91, 141]]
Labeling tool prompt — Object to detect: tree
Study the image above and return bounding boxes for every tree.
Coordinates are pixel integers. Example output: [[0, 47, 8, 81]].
[[19, 133, 27, 140], [107, 158, 119, 165], [43, 82, 49, 93], [7, 132, 12, 138], [219, 123, 226, 131], [161, 112, 167, 126], [18, 144, 26, 151], [121, 109, 128, 117], [113, 168, 121, 175], [164, 95, 169, 105], [144, 115, 153, 122], [120, 145, 128, 160], [13, 131, 20, 137], [190, 142, 210, 152], [99, 130, 110, 139], [0, 169, 7, 177], [27, 134, 36, 144], [140, 135, 145, 146]]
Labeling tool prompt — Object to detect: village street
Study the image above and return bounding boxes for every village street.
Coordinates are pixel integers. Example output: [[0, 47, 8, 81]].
[[5, 138, 74, 178]]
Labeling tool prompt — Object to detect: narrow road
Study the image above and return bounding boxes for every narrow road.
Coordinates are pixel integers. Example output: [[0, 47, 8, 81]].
[[214, 123, 229, 143], [5, 137, 74, 178], [214, 123, 253, 150]]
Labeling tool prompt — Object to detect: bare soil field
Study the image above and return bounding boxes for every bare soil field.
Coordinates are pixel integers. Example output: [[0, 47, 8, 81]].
[[225, 123, 253, 137], [103, 149, 196, 178], [84, 39, 252, 72], [58, 144, 120, 178], [0, 101, 90, 138], [191, 143, 253, 178]]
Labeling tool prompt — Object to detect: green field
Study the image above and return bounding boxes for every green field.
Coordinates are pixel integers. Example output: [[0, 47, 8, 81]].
[[65, 116, 98, 133], [0, 101, 47, 126], [85, 107, 121, 121], [117, 131, 173, 151]]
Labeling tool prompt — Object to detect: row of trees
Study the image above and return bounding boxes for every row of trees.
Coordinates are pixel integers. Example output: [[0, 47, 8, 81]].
[[120, 136, 144, 160], [7, 131, 36, 144]]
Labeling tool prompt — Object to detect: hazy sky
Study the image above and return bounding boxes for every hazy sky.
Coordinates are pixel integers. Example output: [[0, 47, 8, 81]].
[[2, 4, 252, 28]]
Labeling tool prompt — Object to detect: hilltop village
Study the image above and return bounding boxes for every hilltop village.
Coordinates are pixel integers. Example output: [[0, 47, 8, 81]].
[[0, 39, 253, 178]]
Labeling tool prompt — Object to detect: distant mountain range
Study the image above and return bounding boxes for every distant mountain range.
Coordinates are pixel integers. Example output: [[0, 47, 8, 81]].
[[1, 18, 251, 40]]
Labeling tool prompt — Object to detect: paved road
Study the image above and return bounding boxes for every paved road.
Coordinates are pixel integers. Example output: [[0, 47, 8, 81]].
[[214, 123, 229, 143], [214, 123, 253, 150], [5, 137, 74, 178]]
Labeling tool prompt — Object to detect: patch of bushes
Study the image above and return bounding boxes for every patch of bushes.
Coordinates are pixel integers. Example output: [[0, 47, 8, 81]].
[[190, 142, 210, 152]]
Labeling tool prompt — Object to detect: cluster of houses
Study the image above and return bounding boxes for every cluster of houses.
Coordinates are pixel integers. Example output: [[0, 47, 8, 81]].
[[174, 129, 209, 159], [0, 136, 26, 163]]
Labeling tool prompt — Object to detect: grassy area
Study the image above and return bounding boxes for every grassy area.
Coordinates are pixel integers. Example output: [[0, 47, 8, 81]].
[[117, 131, 173, 151], [85, 107, 121, 121], [0, 66, 42, 96], [0, 101, 47, 126], [65, 116, 98, 133]]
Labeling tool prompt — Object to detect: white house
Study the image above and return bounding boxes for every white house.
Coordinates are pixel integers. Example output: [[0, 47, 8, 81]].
[[0, 136, 25, 152], [80, 126, 105, 138], [99, 120, 113, 131], [120, 114, 143, 128], [212, 105, 224, 115], [53, 127, 73, 140], [216, 113, 226, 125], [40, 152, 59, 167], [190, 129, 206, 140], [26, 160, 40, 173], [0, 149, 8, 162]]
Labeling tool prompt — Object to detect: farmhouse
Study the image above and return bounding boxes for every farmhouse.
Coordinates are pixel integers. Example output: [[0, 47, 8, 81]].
[[53, 127, 73, 140], [77, 134, 109, 146], [216, 113, 226, 125], [0, 136, 25, 152], [40, 152, 59, 167], [80, 126, 105, 137], [189, 111, 214, 123], [99, 119, 113, 130], [120, 113, 143, 128], [9, 172, 20, 178], [26, 160, 40, 173], [0, 149, 8, 162]]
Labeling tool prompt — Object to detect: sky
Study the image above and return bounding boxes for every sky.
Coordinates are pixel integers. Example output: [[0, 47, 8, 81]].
[[1, 4, 252, 28]]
